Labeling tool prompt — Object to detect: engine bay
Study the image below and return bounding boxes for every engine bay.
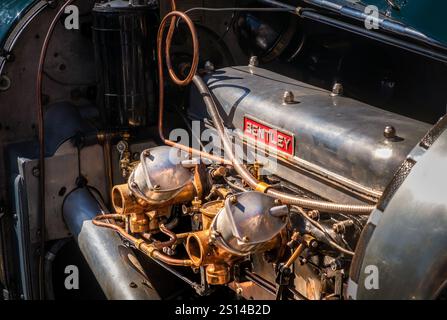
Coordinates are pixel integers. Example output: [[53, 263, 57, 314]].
[[1, 0, 447, 301]]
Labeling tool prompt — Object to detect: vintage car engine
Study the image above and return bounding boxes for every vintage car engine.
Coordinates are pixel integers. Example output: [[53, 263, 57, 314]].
[[1, 0, 447, 301]]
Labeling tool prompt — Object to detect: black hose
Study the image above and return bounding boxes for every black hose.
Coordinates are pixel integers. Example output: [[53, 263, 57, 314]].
[[44, 238, 70, 300]]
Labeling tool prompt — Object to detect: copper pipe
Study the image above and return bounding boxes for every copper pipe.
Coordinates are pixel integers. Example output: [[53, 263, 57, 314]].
[[284, 243, 305, 268], [157, 8, 231, 165], [102, 134, 114, 198], [150, 250, 192, 267], [92, 215, 192, 267], [152, 223, 177, 250], [36, 0, 76, 300]]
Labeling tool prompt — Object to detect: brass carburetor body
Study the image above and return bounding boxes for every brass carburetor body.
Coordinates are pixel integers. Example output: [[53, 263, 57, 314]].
[[103, 146, 289, 286]]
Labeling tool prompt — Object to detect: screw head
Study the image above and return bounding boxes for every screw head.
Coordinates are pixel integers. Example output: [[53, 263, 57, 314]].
[[331, 82, 343, 96], [116, 140, 128, 153], [384, 125, 396, 139], [0, 75, 11, 91], [204, 60, 215, 72], [181, 204, 190, 215], [32, 167, 40, 177], [249, 56, 259, 67], [283, 91, 295, 104]]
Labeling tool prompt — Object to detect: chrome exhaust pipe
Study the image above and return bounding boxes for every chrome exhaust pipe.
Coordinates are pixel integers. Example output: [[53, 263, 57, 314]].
[[63, 187, 160, 300]]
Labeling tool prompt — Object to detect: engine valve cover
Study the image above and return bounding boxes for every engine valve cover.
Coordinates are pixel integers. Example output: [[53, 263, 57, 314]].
[[189, 66, 432, 200]]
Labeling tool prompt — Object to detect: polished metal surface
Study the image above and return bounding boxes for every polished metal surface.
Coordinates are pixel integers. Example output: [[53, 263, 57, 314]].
[[129, 146, 193, 203], [63, 187, 160, 300], [349, 128, 447, 299], [189, 66, 431, 200], [17, 141, 107, 243], [211, 191, 288, 255]]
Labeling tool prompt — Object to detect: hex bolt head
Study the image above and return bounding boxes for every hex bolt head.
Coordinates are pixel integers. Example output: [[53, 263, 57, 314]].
[[229, 195, 238, 204]]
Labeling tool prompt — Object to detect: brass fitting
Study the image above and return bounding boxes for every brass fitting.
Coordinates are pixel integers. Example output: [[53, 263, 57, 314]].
[[211, 166, 227, 178], [186, 230, 212, 267], [192, 197, 202, 212], [185, 230, 233, 268], [253, 162, 263, 180], [206, 264, 230, 285], [112, 184, 146, 214], [182, 196, 202, 216], [216, 187, 232, 200], [284, 234, 317, 268], [255, 182, 271, 193], [129, 212, 149, 233], [199, 200, 224, 230]]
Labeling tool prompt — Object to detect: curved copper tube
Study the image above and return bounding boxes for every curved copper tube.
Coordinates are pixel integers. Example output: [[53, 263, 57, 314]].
[[152, 223, 177, 250], [93, 215, 192, 267], [36, 0, 76, 299], [157, 9, 231, 165]]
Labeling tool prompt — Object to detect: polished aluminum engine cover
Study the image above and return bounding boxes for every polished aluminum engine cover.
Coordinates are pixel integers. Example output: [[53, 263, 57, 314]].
[[211, 192, 288, 256], [189, 66, 432, 202], [129, 146, 193, 203]]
